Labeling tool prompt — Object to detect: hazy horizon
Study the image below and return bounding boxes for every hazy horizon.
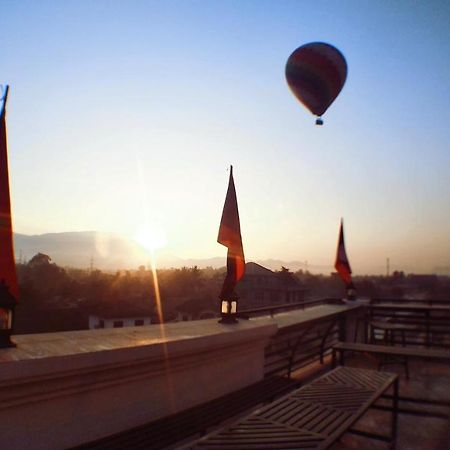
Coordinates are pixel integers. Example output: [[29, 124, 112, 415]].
[[3, 1, 450, 276], [12, 230, 450, 276]]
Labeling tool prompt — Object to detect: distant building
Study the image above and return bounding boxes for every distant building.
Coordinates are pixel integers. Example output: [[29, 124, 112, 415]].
[[237, 262, 307, 309], [89, 304, 151, 329], [89, 315, 151, 329]]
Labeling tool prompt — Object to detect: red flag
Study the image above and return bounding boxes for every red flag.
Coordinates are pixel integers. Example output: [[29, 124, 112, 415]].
[[334, 218, 352, 286], [218, 166, 245, 300], [0, 86, 18, 300]]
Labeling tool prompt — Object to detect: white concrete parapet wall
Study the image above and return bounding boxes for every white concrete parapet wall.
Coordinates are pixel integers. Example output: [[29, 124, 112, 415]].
[[0, 320, 277, 450]]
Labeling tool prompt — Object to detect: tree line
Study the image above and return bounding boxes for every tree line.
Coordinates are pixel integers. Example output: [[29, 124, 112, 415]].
[[13, 252, 450, 334]]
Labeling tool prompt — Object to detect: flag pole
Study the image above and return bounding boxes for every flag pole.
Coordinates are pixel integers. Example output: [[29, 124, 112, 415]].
[[0, 85, 9, 117], [0, 84, 18, 348]]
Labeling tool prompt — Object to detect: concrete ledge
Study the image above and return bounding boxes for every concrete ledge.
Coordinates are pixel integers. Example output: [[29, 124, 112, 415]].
[[0, 320, 277, 450]]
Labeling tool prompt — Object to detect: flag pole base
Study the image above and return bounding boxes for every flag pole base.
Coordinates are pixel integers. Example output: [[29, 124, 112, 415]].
[[219, 315, 239, 324]]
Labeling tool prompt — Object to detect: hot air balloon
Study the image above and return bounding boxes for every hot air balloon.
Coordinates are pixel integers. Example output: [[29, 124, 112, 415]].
[[285, 42, 347, 125]]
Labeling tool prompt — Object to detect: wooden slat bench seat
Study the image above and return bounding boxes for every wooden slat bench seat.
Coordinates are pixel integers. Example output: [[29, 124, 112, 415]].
[[186, 367, 399, 450], [73, 375, 302, 450], [332, 341, 450, 370]]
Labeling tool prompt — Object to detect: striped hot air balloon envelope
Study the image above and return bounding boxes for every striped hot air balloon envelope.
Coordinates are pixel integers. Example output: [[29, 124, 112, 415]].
[[285, 42, 347, 125]]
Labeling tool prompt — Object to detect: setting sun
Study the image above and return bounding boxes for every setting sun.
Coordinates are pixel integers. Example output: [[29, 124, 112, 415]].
[[134, 225, 167, 253]]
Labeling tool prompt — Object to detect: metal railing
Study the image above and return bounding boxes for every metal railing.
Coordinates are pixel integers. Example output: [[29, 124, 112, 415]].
[[238, 296, 450, 380], [223, 293, 450, 384], [264, 315, 343, 378], [237, 298, 350, 378]]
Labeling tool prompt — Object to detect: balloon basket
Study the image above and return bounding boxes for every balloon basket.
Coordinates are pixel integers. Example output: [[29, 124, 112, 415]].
[[315, 118, 323, 126]]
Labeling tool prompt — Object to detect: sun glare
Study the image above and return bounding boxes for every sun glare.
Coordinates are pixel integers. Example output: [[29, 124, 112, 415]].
[[134, 226, 167, 253]]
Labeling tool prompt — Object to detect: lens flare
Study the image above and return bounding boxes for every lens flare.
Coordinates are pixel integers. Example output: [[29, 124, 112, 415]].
[[133, 152, 175, 410]]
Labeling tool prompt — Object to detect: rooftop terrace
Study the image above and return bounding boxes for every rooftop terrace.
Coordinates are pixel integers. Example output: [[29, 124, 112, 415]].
[[0, 299, 449, 449]]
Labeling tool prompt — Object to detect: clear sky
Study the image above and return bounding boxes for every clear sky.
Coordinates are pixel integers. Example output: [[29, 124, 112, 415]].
[[2, 0, 450, 274]]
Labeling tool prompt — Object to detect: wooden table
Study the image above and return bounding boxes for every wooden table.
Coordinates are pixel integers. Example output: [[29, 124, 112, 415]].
[[332, 341, 450, 378], [370, 303, 450, 347], [188, 366, 399, 449]]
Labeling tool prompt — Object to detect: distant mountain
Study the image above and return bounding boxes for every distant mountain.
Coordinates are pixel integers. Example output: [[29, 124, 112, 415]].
[[14, 231, 239, 271], [13, 231, 181, 270], [13, 231, 326, 273]]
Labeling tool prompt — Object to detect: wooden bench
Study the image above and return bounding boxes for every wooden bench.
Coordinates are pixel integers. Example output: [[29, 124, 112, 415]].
[[73, 375, 302, 450], [187, 366, 399, 450], [332, 341, 450, 378]]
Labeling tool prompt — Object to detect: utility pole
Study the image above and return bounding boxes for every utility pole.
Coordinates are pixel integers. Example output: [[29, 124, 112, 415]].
[[90, 256, 94, 273], [386, 257, 390, 277]]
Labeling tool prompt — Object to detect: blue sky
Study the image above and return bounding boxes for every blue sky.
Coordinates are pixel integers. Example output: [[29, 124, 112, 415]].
[[2, 0, 450, 274]]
